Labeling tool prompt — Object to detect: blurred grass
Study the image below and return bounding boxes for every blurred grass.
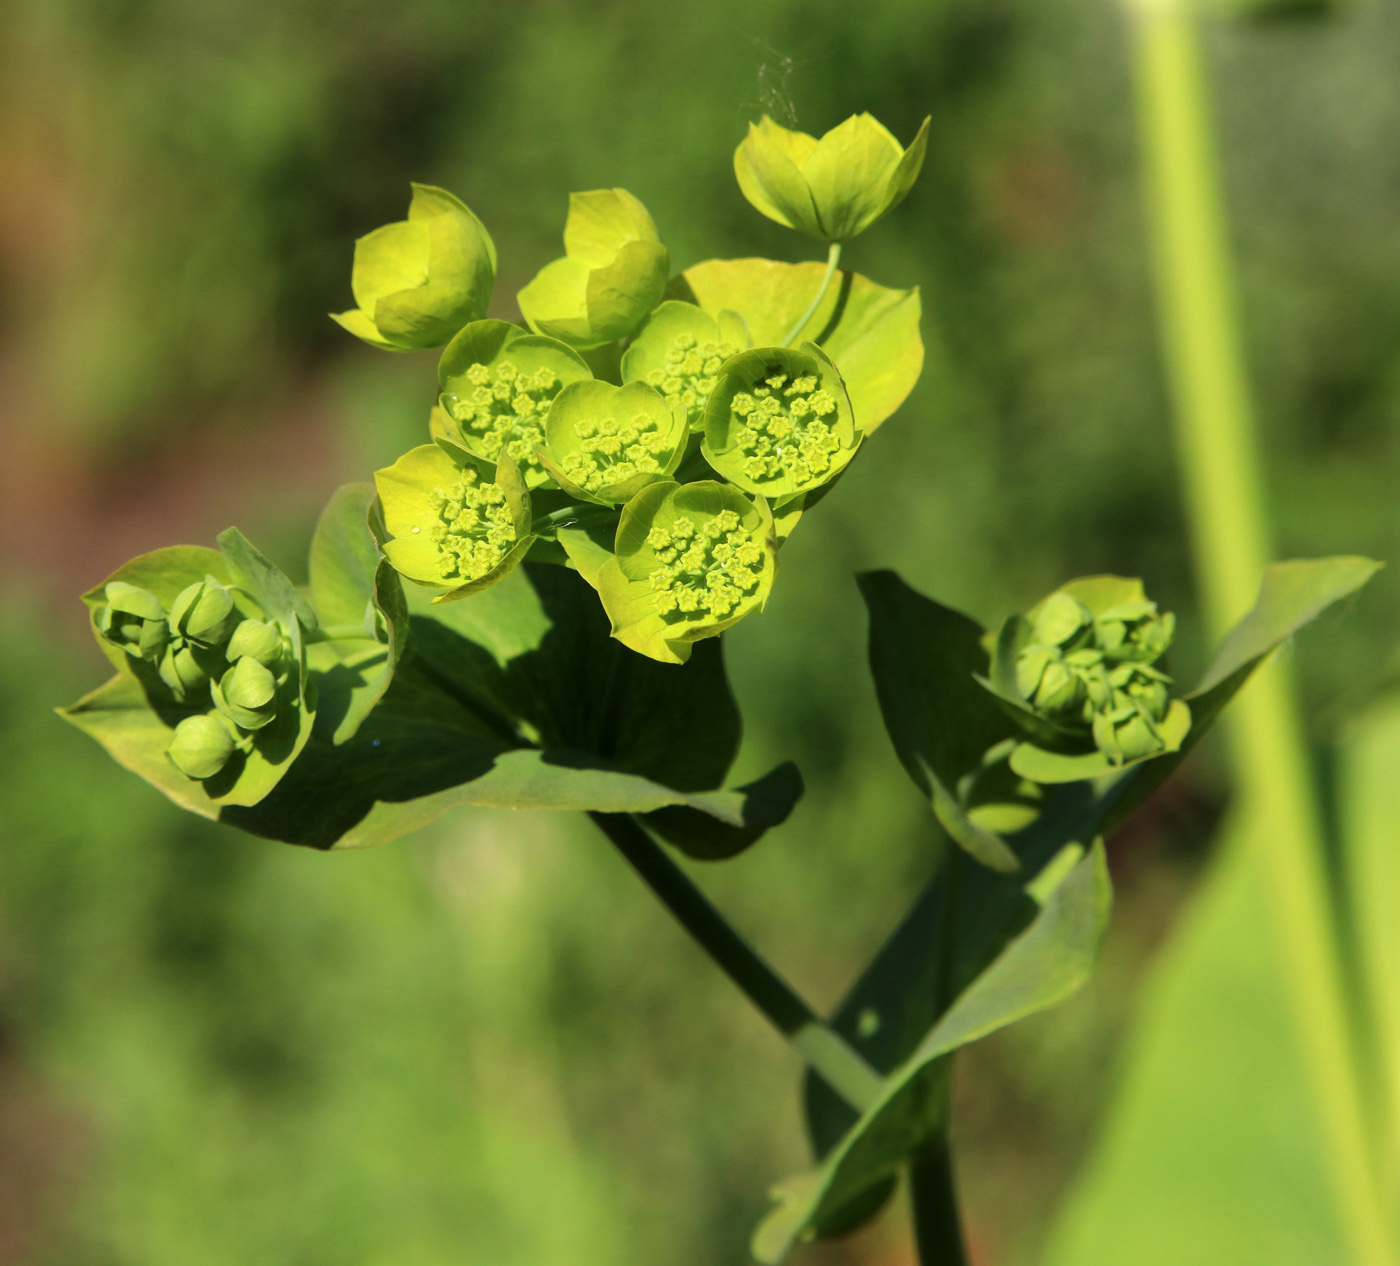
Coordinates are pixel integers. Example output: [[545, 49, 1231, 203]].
[[0, 0, 1395, 1262]]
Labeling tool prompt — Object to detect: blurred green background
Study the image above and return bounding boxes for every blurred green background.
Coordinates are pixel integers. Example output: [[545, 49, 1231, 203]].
[[0, 0, 1396, 1261]]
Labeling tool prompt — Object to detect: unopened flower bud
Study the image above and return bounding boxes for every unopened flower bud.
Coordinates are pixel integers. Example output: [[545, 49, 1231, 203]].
[[169, 578, 236, 647], [1034, 592, 1092, 649], [517, 189, 668, 349], [1093, 705, 1167, 766], [166, 714, 236, 780], [158, 644, 212, 700], [226, 619, 282, 667], [332, 184, 496, 352], [212, 656, 278, 731], [1033, 659, 1084, 714], [98, 581, 169, 660], [1096, 601, 1175, 664], [734, 113, 930, 242]]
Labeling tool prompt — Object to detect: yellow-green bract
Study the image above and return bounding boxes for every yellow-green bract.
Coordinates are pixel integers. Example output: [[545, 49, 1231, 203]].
[[537, 379, 688, 506], [374, 445, 535, 603], [435, 319, 593, 489], [331, 184, 497, 351], [516, 189, 669, 349], [734, 113, 931, 243], [702, 343, 860, 499], [621, 301, 751, 433], [593, 480, 776, 664]]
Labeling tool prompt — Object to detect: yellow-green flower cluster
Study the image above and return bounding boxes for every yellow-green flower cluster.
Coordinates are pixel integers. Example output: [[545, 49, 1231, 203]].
[[646, 510, 765, 622], [730, 372, 842, 487], [429, 465, 518, 582], [443, 361, 560, 477], [646, 332, 741, 420], [562, 412, 672, 494]]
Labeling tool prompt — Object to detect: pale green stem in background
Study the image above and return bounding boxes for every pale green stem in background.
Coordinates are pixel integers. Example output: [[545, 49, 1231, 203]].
[[782, 241, 842, 345], [305, 624, 378, 642], [1131, 5, 1396, 1262]]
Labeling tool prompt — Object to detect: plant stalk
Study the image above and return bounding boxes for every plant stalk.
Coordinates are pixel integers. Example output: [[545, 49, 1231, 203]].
[[589, 812, 883, 1113], [910, 1139, 969, 1266], [1131, 5, 1394, 1260], [782, 241, 842, 345]]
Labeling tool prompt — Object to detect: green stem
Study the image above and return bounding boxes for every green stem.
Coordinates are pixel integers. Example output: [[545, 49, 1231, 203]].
[[781, 241, 842, 346], [589, 812, 883, 1113], [1132, 6, 1394, 1261], [910, 1140, 968, 1266], [531, 504, 616, 534]]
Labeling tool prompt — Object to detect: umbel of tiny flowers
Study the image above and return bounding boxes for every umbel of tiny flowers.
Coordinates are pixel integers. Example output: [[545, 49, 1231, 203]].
[[701, 344, 860, 500], [331, 184, 497, 352], [435, 318, 593, 490], [733, 113, 931, 244], [621, 302, 752, 433], [594, 480, 778, 665], [981, 576, 1192, 775], [536, 379, 689, 506], [516, 189, 669, 349], [374, 445, 535, 603]]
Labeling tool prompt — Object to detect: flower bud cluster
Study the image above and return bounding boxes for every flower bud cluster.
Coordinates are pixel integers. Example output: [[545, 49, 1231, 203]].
[[645, 510, 765, 622], [443, 361, 559, 479], [95, 578, 290, 781], [1015, 592, 1178, 766]]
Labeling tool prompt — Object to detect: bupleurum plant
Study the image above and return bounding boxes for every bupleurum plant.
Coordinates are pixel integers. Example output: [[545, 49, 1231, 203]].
[[59, 112, 1379, 1264]]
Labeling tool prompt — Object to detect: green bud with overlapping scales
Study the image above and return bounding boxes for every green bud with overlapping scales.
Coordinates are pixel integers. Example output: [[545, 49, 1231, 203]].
[[702, 343, 860, 499], [374, 445, 535, 603], [593, 480, 777, 664], [226, 618, 284, 668], [168, 577, 236, 647], [980, 575, 1192, 779], [621, 302, 750, 432], [734, 113, 930, 243], [537, 379, 687, 506], [436, 319, 593, 488], [212, 655, 279, 731], [331, 184, 496, 351], [95, 581, 169, 660], [166, 713, 237, 780], [516, 189, 668, 349]]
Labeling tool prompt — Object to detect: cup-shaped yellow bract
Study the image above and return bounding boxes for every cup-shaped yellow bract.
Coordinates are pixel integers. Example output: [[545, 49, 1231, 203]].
[[595, 481, 776, 664], [734, 113, 930, 242], [702, 343, 860, 499], [437, 319, 593, 489], [621, 302, 750, 433], [374, 445, 534, 603], [538, 380, 687, 506], [332, 184, 497, 352], [516, 189, 669, 349]]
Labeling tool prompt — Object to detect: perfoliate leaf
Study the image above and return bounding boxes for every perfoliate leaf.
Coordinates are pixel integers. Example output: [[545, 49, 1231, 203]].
[[758, 839, 1112, 1262], [672, 259, 922, 435]]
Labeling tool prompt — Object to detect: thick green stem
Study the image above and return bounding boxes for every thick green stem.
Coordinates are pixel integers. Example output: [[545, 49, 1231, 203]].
[[782, 241, 842, 345], [1131, 5, 1393, 1261], [589, 812, 883, 1113], [910, 1139, 968, 1266]]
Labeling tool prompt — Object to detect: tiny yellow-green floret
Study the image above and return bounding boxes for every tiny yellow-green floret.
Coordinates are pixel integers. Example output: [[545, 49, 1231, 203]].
[[562, 412, 672, 493], [728, 372, 842, 487], [444, 361, 561, 476], [645, 510, 764, 623], [429, 464, 519, 582], [646, 332, 740, 419]]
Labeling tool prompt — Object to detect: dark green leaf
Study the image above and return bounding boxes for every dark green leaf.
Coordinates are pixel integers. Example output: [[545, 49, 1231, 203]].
[[644, 761, 804, 860]]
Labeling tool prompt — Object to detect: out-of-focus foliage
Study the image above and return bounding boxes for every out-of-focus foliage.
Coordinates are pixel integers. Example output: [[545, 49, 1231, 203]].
[[1, 0, 1398, 1261]]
